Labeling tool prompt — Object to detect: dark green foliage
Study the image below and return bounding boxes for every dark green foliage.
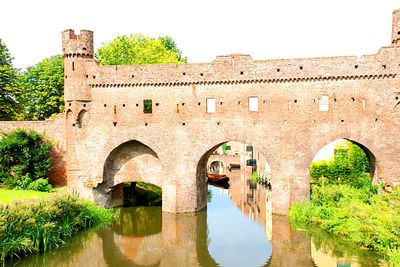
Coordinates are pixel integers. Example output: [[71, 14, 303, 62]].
[[0, 129, 52, 191], [19, 55, 64, 120], [310, 141, 371, 188], [0, 38, 20, 121], [123, 182, 162, 207], [0, 193, 112, 265]]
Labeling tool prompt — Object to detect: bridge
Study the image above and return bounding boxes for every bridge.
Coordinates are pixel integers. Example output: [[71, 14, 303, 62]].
[[1, 9, 400, 215]]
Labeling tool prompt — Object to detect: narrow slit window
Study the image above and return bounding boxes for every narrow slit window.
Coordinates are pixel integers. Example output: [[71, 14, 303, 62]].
[[206, 98, 216, 113], [72, 62, 75, 71], [143, 99, 152, 113], [319, 96, 329, 111], [249, 96, 258, 112]]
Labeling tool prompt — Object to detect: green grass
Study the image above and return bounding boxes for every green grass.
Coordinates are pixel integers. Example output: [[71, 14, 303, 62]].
[[0, 189, 49, 204]]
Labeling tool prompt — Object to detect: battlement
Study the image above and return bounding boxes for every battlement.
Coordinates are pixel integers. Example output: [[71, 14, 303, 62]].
[[392, 9, 400, 46], [62, 29, 94, 58]]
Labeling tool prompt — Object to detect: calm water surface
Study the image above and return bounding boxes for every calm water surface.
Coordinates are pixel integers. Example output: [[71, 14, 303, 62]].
[[11, 169, 383, 267]]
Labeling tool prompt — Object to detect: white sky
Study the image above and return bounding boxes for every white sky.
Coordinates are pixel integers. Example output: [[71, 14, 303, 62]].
[[0, 0, 399, 69]]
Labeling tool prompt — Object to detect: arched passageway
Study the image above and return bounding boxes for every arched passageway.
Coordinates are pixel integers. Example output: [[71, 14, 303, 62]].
[[93, 140, 162, 207], [310, 138, 377, 186]]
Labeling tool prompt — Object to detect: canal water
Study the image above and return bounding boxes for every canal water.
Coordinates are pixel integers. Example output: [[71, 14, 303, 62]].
[[11, 169, 383, 267]]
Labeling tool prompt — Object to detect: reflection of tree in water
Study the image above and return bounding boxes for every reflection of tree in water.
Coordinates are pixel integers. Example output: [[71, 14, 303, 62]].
[[309, 227, 382, 266], [9, 228, 99, 267], [112, 207, 162, 236]]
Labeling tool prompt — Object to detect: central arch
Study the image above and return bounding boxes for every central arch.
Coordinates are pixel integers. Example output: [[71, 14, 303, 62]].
[[93, 140, 162, 207]]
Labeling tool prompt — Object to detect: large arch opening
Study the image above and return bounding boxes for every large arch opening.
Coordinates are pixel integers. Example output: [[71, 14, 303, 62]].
[[196, 141, 273, 266], [310, 138, 377, 187], [93, 140, 162, 208]]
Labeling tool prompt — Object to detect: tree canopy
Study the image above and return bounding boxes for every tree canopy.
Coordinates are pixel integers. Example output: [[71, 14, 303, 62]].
[[95, 34, 187, 65], [0, 38, 20, 120], [20, 55, 64, 120]]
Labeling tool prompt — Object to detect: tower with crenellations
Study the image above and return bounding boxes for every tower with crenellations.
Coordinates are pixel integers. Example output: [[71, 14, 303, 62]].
[[62, 29, 94, 103]]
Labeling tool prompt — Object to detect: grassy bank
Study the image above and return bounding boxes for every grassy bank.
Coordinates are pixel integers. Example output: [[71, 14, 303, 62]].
[[0, 189, 49, 204], [0, 192, 112, 266], [289, 183, 400, 266]]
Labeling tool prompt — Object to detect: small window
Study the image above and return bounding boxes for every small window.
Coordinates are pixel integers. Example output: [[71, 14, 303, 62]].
[[144, 100, 152, 113], [206, 98, 216, 113], [319, 96, 329, 111], [72, 62, 75, 71], [249, 96, 258, 112]]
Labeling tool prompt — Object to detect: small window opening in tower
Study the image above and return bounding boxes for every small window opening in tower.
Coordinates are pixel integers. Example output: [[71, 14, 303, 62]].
[[82, 47, 87, 51], [86, 75, 88, 78], [206, 98, 216, 113], [383, 65, 387, 69], [277, 68, 280, 72], [240, 71, 244, 75], [299, 66, 303, 70], [249, 96, 258, 112], [143, 99, 152, 113], [294, 99, 297, 103], [355, 65, 358, 69], [200, 73, 204, 76], [319, 96, 329, 111], [183, 72, 186, 75], [114, 105, 117, 115], [72, 62, 75, 71]]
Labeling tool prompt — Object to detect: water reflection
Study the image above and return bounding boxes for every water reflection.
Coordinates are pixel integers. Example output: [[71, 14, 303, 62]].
[[12, 159, 383, 267]]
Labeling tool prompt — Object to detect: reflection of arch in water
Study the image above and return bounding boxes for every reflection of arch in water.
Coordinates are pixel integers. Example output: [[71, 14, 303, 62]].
[[98, 228, 161, 267], [98, 207, 162, 267]]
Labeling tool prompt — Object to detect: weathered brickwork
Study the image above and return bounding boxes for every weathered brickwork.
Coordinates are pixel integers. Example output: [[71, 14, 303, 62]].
[[1, 9, 400, 214]]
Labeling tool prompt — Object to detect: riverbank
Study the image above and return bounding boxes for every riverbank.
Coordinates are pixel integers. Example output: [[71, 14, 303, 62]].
[[0, 192, 112, 266], [289, 183, 400, 266]]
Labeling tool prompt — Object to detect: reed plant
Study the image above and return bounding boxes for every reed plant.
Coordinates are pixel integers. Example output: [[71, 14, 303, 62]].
[[0, 192, 112, 265]]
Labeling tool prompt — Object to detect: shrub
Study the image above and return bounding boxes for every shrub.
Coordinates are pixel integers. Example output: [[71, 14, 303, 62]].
[[0, 193, 112, 265], [310, 140, 371, 188], [289, 184, 400, 266], [0, 129, 52, 191]]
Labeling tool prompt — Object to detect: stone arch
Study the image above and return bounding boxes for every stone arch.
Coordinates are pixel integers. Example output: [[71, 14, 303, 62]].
[[195, 139, 275, 211], [77, 109, 89, 128], [93, 140, 162, 207]]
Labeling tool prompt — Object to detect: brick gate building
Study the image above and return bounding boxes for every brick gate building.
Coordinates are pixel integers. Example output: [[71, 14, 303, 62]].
[[1, 9, 400, 215]]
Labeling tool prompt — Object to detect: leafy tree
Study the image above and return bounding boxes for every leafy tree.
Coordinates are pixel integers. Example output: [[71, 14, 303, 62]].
[[0, 129, 53, 191], [0, 38, 20, 120], [20, 55, 64, 120], [95, 34, 187, 65]]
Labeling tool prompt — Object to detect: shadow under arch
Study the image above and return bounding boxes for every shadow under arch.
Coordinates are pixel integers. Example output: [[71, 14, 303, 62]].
[[93, 140, 162, 207]]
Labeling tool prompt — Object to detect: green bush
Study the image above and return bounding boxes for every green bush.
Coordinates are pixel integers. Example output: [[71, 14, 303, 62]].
[[310, 140, 371, 188], [0, 193, 112, 265], [0, 129, 52, 191], [289, 184, 400, 266]]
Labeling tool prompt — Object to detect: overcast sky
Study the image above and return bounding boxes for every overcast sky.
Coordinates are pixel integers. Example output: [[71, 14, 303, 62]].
[[1, 0, 399, 69]]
